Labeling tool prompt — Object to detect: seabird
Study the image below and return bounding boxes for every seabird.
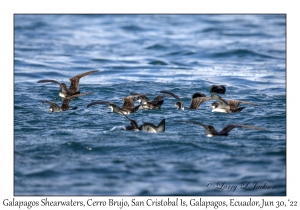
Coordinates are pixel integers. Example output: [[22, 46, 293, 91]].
[[87, 95, 140, 115], [188, 92, 212, 110], [160, 90, 184, 110], [131, 92, 164, 109], [159, 91, 212, 110], [210, 85, 226, 94], [41, 92, 92, 112], [174, 120, 264, 137], [121, 113, 165, 133], [210, 94, 259, 113], [37, 70, 99, 98]]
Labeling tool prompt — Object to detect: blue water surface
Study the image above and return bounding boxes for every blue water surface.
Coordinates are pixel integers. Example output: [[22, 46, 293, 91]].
[[14, 14, 286, 195]]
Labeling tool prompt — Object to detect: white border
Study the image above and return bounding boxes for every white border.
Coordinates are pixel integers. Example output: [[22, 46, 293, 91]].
[[2, 0, 296, 209]]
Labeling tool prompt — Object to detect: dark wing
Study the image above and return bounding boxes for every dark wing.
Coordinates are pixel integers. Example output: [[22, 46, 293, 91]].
[[219, 124, 264, 135], [189, 96, 212, 110], [131, 105, 140, 113], [210, 85, 226, 94], [192, 92, 206, 98], [151, 100, 164, 107], [37, 79, 61, 85], [69, 70, 99, 92], [227, 100, 241, 107], [174, 120, 208, 129], [234, 100, 259, 106], [140, 95, 151, 102], [122, 95, 136, 110], [87, 101, 118, 108], [66, 92, 92, 100], [130, 92, 150, 102], [211, 94, 228, 107], [41, 100, 60, 109], [121, 112, 139, 129], [152, 95, 164, 102], [62, 92, 92, 110], [160, 90, 181, 101], [156, 118, 165, 132]]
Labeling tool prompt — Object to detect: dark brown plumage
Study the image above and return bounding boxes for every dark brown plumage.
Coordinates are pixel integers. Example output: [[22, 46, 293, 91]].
[[209, 85, 226, 94], [131, 92, 164, 109], [188, 92, 212, 110], [121, 113, 165, 133], [211, 94, 259, 113], [160, 90, 184, 110], [37, 70, 99, 98], [41, 92, 92, 112], [87, 95, 140, 115], [174, 120, 264, 136]]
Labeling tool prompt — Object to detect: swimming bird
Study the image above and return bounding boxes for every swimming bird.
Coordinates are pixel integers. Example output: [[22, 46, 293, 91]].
[[87, 95, 140, 115], [121, 113, 165, 133], [174, 120, 264, 137], [210, 85, 226, 94], [41, 92, 92, 112], [189, 92, 212, 110], [210, 94, 259, 113], [37, 70, 99, 98], [160, 90, 184, 110], [131, 92, 164, 109], [160, 91, 212, 110]]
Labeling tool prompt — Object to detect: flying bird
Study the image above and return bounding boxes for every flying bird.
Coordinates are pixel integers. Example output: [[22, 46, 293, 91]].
[[131, 92, 164, 109], [210, 94, 259, 113], [37, 70, 99, 98], [188, 92, 212, 110], [160, 90, 184, 110], [87, 95, 140, 115], [121, 113, 165, 133], [174, 120, 264, 137]]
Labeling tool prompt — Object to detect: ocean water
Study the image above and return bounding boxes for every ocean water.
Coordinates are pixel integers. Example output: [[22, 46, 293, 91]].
[[14, 14, 286, 196]]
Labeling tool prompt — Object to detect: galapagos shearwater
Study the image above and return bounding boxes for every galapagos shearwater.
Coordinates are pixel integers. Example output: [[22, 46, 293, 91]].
[[188, 92, 212, 110], [87, 95, 140, 115], [41, 92, 92, 112], [121, 113, 165, 133], [131, 92, 164, 109], [160, 90, 184, 110], [209, 85, 226, 94], [210, 94, 259, 113], [160, 91, 212, 110], [174, 120, 264, 137], [37, 70, 99, 98]]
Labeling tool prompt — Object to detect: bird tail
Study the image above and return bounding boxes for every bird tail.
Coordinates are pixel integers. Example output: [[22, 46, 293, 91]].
[[156, 119, 165, 132]]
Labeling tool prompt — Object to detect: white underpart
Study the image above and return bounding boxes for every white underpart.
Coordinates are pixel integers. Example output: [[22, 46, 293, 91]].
[[121, 111, 129, 115], [49, 108, 52, 112], [59, 92, 65, 98], [139, 105, 149, 110], [147, 127, 157, 133], [108, 106, 113, 112], [207, 134, 213, 137], [137, 99, 141, 103], [211, 107, 227, 113]]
